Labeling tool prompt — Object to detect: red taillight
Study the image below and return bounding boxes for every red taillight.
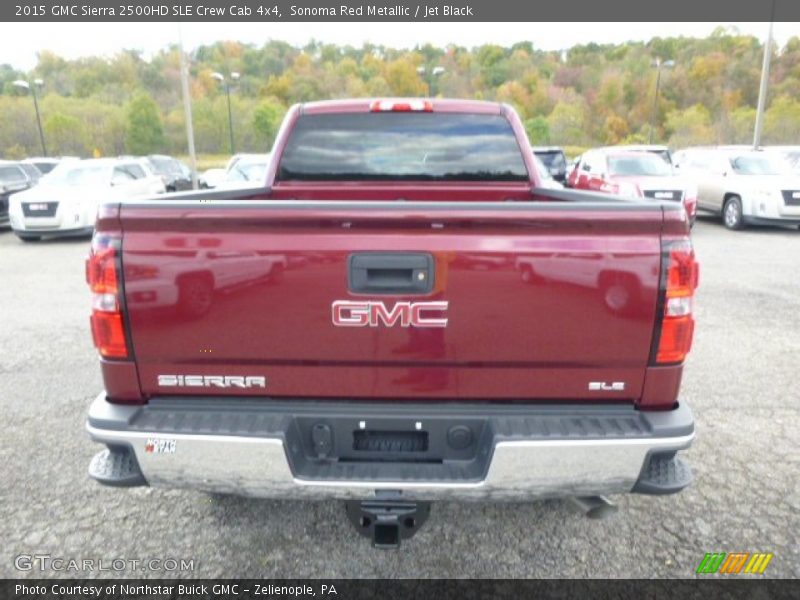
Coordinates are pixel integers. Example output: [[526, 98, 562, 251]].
[[86, 246, 118, 294], [90, 311, 128, 358], [86, 235, 128, 359], [370, 99, 433, 112], [654, 240, 699, 364]]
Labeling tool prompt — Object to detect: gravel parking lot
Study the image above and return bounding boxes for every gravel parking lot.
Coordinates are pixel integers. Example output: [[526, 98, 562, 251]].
[[1, 216, 798, 579]]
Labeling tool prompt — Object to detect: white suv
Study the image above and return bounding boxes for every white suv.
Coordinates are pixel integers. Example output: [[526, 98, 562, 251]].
[[674, 147, 800, 230], [9, 158, 165, 241]]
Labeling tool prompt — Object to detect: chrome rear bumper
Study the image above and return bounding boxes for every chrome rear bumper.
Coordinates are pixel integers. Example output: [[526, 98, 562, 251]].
[[86, 394, 694, 501]]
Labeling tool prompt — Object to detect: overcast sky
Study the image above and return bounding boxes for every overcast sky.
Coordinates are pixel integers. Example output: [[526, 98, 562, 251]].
[[1, 22, 797, 70]]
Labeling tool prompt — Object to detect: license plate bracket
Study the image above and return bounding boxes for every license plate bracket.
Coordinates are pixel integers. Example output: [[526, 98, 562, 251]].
[[353, 430, 428, 453]]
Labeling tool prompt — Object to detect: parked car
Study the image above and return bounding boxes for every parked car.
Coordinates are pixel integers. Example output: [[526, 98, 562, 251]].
[[17, 162, 43, 184], [533, 154, 563, 189], [8, 158, 165, 241], [564, 154, 582, 187], [85, 98, 697, 548], [199, 168, 226, 189], [223, 153, 271, 185], [224, 153, 264, 171], [0, 161, 38, 227], [674, 147, 800, 230], [146, 155, 198, 192], [532, 146, 568, 182], [610, 144, 673, 165], [768, 146, 800, 175], [568, 148, 697, 224], [22, 157, 60, 175]]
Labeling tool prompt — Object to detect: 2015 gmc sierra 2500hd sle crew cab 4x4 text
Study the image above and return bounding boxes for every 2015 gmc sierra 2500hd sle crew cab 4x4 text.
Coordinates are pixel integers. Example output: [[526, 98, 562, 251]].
[[85, 99, 698, 547]]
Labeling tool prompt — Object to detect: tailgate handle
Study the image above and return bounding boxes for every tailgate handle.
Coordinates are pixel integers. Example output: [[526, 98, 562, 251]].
[[348, 253, 434, 294]]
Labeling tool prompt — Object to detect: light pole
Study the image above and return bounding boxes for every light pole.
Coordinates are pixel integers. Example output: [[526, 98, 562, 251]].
[[13, 79, 47, 156], [649, 59, 674, 144], [753, 3, 775, 150], [212, 71, 240, 155], [416, 65, 445, 97], [178, 25, 199, 190]]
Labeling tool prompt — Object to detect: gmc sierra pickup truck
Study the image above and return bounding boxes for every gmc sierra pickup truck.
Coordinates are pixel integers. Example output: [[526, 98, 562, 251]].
[[85, 99, 698, 548]]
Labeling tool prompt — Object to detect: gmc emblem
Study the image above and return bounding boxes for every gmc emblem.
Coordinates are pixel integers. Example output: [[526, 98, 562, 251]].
[[332, 300, 448, 328]]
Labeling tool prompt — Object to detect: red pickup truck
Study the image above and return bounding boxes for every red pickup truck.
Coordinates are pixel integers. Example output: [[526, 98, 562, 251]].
[[85, 99, 698, 547]]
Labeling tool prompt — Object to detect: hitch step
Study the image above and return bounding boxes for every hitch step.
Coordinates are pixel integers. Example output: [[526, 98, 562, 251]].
[[632, 454, 693, 495], [88, 447, 147, 487], [345, 499, 431, 548]]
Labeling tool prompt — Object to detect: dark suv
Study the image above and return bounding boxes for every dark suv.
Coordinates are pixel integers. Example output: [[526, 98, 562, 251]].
[[146, 155, 196, 192], [532, 146, 568, 183], [0, 161, 39, 227]]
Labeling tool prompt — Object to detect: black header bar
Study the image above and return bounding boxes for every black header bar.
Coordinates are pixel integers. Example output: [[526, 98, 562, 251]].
[[3, 579, 799, 600], [4, 0, 800, 22]]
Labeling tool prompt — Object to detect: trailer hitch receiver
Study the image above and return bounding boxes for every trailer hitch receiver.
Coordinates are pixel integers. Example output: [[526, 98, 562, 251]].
[[345, 499, 431, 548]]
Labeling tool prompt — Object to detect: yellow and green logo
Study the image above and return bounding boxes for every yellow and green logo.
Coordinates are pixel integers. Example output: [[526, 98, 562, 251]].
[[696, 552, 773, 574]]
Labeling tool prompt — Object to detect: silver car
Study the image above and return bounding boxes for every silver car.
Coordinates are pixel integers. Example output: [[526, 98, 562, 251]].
[[769, 146, 800, 175], [674, 147, 800, 230]]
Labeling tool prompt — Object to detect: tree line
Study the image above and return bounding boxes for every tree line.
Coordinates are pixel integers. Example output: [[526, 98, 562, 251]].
[[1, 27, 799, 160]]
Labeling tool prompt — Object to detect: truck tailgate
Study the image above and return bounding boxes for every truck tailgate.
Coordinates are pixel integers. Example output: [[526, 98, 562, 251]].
[[120, 201, 663, 401]]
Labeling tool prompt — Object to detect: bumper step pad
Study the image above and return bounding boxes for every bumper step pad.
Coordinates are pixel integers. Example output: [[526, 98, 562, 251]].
[[87, 395, 695, 500], [633, 454, 692, 495], [88, 447, 147, 487]]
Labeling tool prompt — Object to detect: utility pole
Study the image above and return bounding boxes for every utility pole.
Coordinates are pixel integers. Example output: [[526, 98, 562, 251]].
[[13, 79, 47, 156], [648, 59, 674, 144], [212, 72, 240, 155], [225, 80, 234, 154], [178, 25, 199, 190], [753, 3, 775, 150], [416, 65, 445, 97]]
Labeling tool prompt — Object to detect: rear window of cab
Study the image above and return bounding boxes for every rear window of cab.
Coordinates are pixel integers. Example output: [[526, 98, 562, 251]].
[[277, 112, 529, 182]]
